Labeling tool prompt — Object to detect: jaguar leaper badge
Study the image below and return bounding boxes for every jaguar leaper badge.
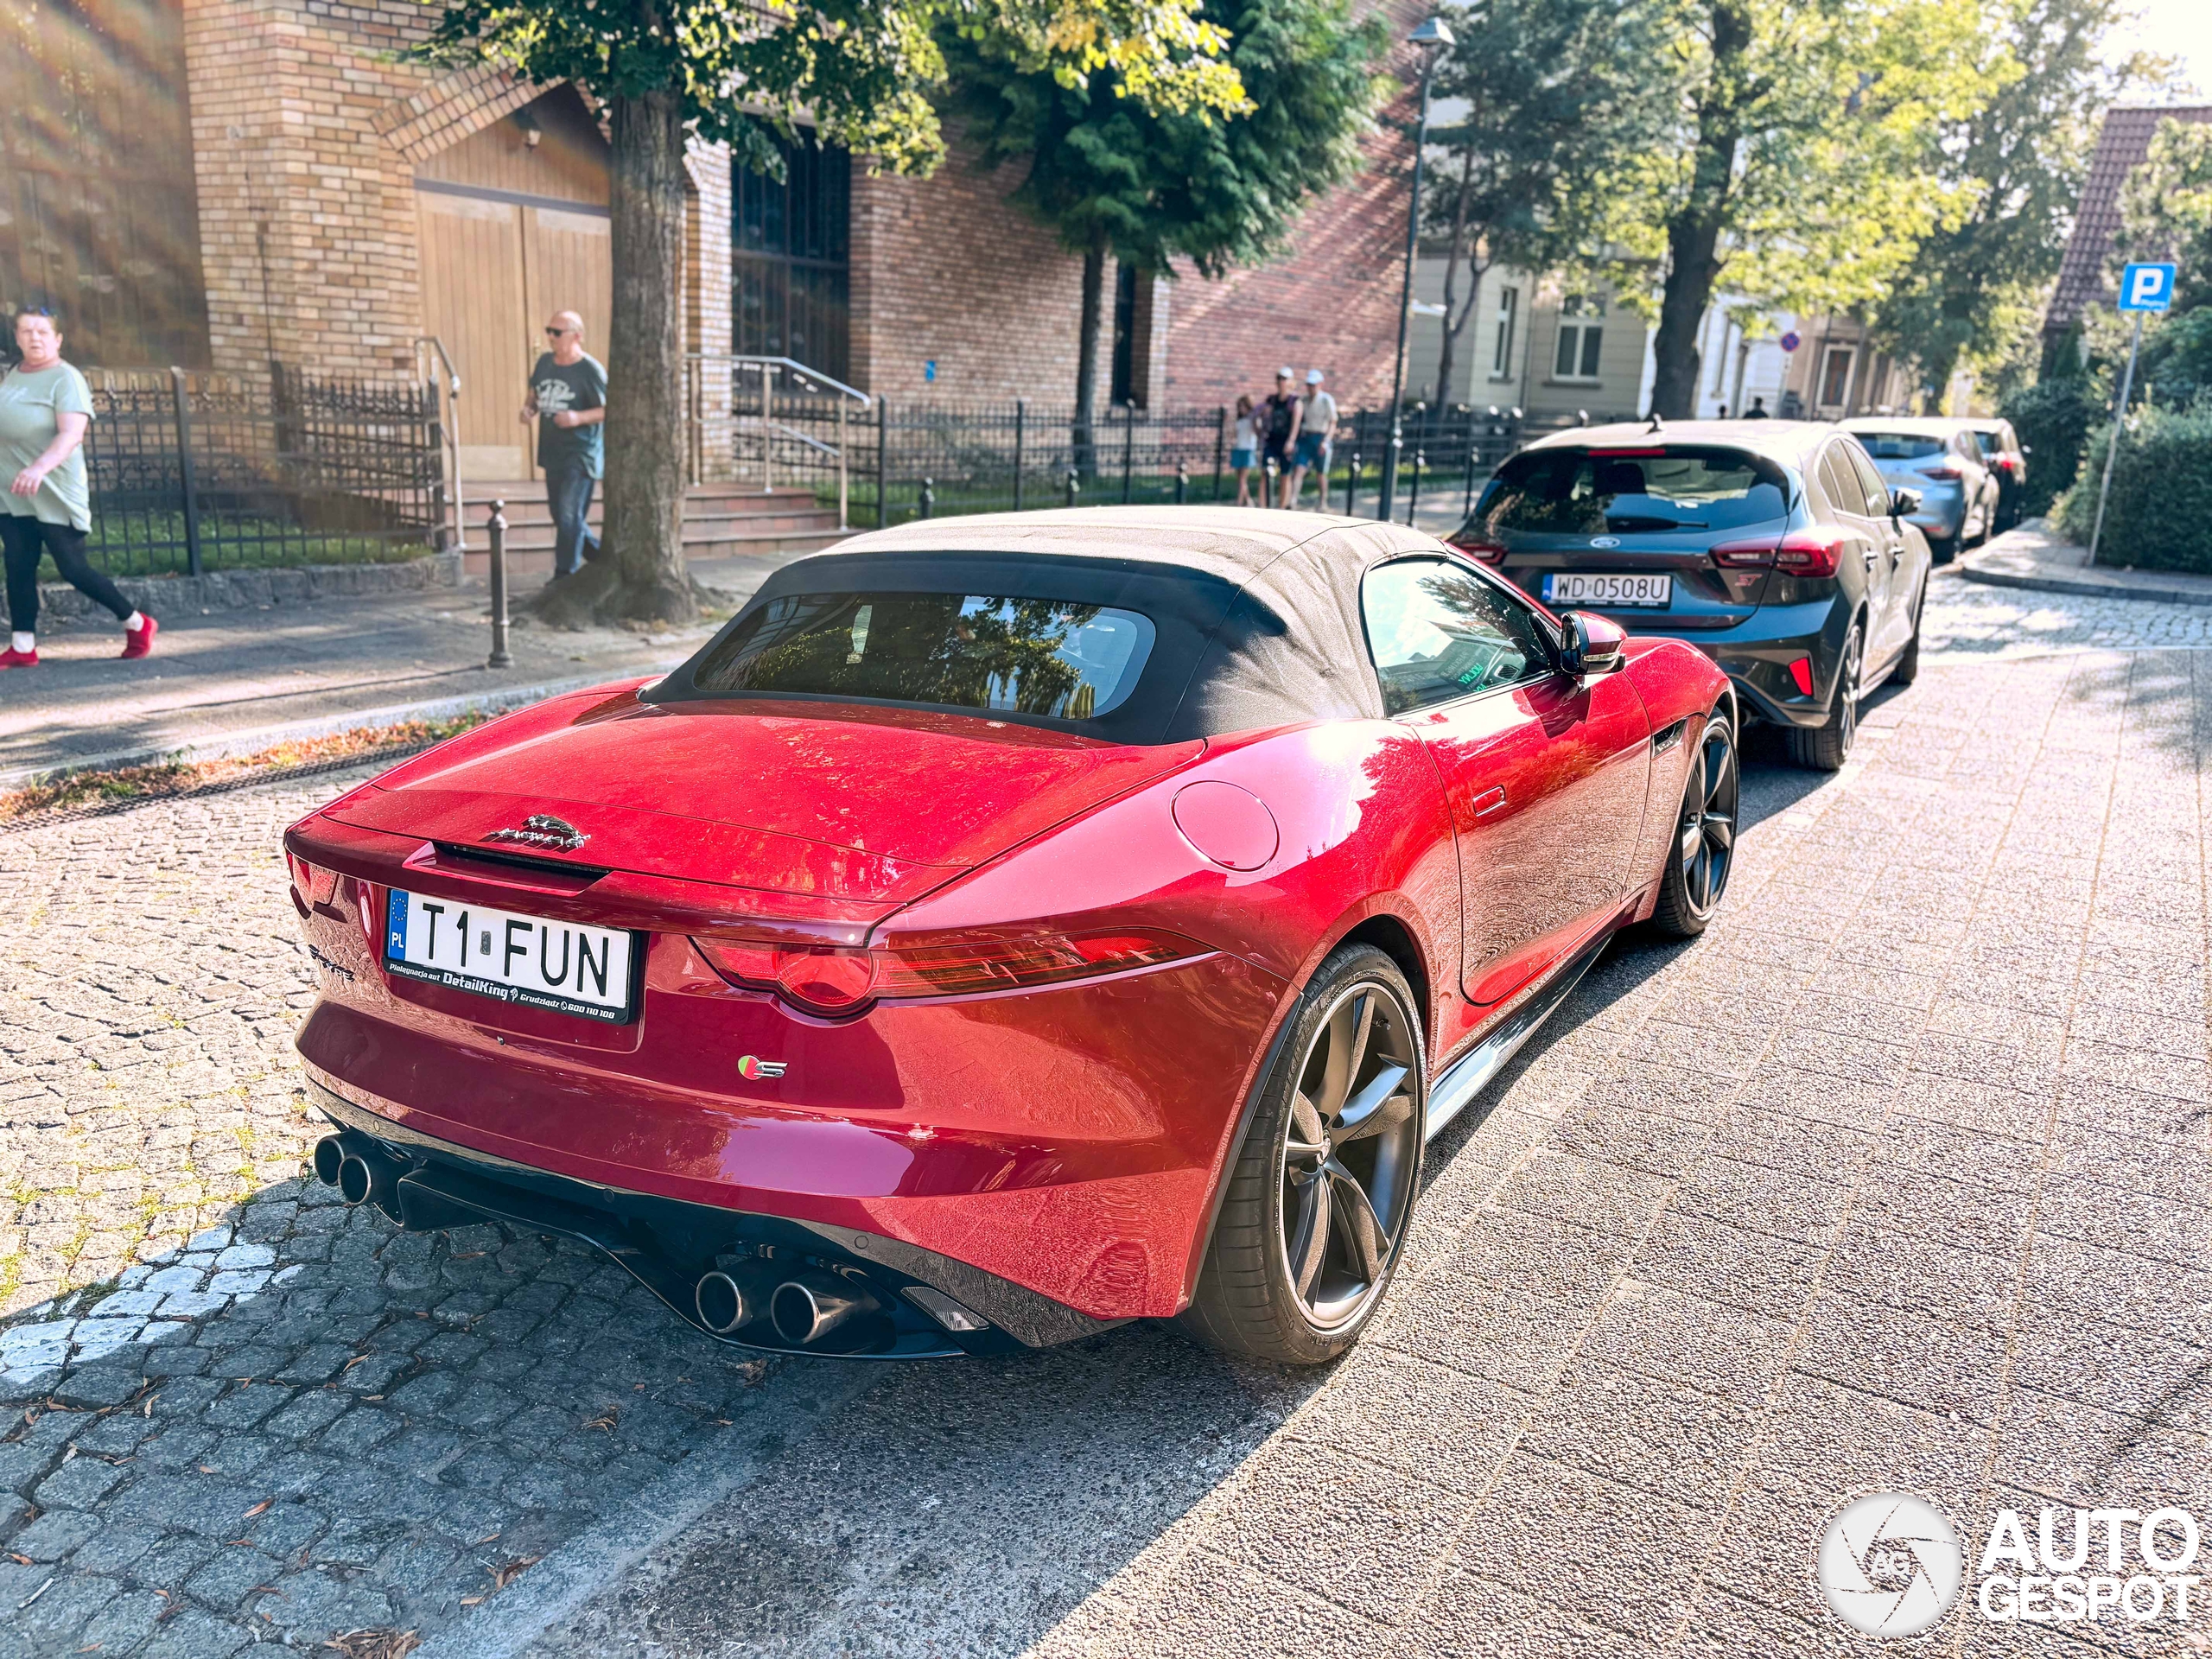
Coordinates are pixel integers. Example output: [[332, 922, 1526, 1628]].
[[485, 813, 589, 852]]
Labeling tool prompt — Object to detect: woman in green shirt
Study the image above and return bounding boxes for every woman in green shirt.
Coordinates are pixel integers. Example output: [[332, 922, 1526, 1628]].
[[2, 307, 155, 668]]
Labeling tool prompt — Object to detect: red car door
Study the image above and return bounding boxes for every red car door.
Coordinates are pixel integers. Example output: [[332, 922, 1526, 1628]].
[[1361, 556, 1651, 1007]]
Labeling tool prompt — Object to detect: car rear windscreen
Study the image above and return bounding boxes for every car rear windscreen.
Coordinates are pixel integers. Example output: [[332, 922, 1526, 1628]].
[[688, 592, 1156, 721], [1473, 446, 1789, 537], [1971, 430, 2004, 454], [1854, 433, 1947, 460]]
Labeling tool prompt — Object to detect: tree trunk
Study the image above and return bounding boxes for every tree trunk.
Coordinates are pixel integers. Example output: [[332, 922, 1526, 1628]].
[[1072, 234, 1107, 481], [1649, 0, 1748, 420], [534, 85, 696, 626], [1431, 167, 1474, 408]]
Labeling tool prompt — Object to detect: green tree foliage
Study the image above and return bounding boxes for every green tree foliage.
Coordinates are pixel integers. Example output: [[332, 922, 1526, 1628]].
[[1996, 375, 2096, 515], [1873, 0, 2161, 404], [1582, 0, 1986, 419], [415, 0, 1249, 625], [1417, 0, 1667, 408], [942, 0, 1387, 446]]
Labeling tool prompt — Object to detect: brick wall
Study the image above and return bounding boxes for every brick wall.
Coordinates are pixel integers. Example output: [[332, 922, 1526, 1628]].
[[849, 144, 1089, 404], [181, 0, 451, 385]]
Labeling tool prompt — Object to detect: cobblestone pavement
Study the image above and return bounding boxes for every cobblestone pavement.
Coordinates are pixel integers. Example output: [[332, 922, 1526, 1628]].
[[1924, 567, 2212, 656], [0, 586, 2206, 1656]]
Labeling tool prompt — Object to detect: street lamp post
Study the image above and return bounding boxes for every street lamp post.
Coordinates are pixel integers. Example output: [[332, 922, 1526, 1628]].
[[1378, 16, 1453, 524]]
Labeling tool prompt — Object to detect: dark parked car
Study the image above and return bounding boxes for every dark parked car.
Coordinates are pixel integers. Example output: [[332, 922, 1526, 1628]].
[[1964, 417, 2028, 531], [1448, 420, 1933, 770]]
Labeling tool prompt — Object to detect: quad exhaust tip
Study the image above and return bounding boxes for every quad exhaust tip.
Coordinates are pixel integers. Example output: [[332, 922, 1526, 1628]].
[[337, 1154, 377, 1207], [695, 1270, 751, 1335], [770, 1270, 879, 1347]]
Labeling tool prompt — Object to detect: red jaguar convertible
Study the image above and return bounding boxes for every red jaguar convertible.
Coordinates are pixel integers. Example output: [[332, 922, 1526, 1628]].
[[283, 508, 1733, 1363]]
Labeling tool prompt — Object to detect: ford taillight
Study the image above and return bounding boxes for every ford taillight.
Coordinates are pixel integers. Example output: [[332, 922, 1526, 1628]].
[[1923, 464, 1963, 480], [1446, 535, 1508, 563], [693, 929, 1198, 1016], [1711, 538, 1777, 568], [1773, 529, 1847, 579]]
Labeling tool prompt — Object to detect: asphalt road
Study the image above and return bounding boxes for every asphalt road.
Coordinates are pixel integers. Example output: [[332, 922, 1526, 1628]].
[[3, 578, 2208, 1657]]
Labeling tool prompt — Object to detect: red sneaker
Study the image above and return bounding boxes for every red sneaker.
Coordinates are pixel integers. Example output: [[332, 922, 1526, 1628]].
[[0, 646, 35, 669], [121, 615, 158, 659]]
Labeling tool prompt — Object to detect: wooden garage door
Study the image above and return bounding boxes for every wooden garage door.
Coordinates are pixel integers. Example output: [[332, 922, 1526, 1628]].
[[417, 190, 531, 480], [525, 205, 612, 378]]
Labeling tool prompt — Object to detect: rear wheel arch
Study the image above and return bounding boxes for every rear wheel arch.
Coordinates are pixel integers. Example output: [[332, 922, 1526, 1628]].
[[1177, 898, 1438, 1312]]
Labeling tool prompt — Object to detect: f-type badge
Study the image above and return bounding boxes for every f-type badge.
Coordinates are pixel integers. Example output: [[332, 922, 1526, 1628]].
[[737, 1055, 788, 1080], [485, 813, 589, 852]]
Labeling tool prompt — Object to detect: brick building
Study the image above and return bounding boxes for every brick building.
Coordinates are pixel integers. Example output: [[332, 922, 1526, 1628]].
[[3, 0, 1427, 475]]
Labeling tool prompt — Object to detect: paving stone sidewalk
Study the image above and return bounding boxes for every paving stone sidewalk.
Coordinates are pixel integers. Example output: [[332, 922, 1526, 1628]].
[[0, 551, 798, 785], [1961, 518, 2212, 608]]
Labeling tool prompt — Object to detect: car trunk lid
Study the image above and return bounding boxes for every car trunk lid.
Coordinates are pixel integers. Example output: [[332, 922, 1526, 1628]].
[[327, 693, 1204, 907]]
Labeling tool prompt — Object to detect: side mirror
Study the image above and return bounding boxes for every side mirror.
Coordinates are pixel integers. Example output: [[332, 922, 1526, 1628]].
[[1891, 486, 1923, 518], [1559, 610, 1627, 679]]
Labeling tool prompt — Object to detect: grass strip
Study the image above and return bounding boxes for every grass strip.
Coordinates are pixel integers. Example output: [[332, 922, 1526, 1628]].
[[0, 712, 489, 830]]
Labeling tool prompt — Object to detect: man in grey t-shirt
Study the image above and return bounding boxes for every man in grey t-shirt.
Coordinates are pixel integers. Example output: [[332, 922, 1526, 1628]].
[[521, 311, 607, 578]]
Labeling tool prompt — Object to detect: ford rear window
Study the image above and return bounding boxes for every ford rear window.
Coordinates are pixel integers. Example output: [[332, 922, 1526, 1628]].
[[1854, 433, 1946, 460], [689, 592, 1156, 721], [1471, 446, 1789, 537]]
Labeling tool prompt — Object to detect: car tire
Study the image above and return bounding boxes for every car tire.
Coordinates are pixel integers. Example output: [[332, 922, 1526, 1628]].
[[1929, 534, 1956, 564], [1890, 588, 1923, 687], [1649, 706, 1738, 938], [1786, 620, 1861, 772], [1179, 944, 1426, 1366]]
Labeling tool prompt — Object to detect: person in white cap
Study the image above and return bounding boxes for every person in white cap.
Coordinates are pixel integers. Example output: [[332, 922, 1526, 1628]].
[[1287, 369, 1337, 510], [1259, 368, 1300, 502]]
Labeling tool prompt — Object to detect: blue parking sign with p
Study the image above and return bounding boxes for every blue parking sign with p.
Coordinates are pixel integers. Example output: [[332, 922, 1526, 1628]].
[[2120, 263, 2176, 312]]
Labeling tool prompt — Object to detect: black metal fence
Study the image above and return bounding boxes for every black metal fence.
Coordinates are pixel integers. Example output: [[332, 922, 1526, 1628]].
[[82, 366, 448, 576], [733, 397, 1528, 530]]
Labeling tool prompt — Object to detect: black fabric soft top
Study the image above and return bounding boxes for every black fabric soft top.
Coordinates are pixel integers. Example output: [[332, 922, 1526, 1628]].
[[646, 508, 1444, 744]]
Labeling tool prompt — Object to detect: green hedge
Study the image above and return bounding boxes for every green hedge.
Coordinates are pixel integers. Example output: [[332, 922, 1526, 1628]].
[[2051, 403, 2212, 571], [1999, 378, 2099, 518]]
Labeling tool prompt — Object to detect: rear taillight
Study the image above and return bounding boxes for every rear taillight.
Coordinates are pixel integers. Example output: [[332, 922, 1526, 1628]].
[[694, 928, 1197, 1016], [287, 851, 339, 907], [1711, 538, 1777, 568], [1774, 529, 1847, 579], [1923, 465, 1962, 480], [1446, 535, 1507, 563]]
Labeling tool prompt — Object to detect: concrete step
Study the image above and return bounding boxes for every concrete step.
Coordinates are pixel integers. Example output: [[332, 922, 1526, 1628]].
[[462, 526, 847, 580], [482, 510, 842, 553]]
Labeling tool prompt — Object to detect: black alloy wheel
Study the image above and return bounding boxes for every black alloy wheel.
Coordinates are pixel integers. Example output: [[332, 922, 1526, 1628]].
[[1789, 621, 1860, 772], [1651, 709, 1738, 938], [1181, 944, 1425, 1364]]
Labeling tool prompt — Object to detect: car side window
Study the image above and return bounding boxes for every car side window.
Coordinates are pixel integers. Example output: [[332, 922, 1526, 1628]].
[[1846, 445, 1892, 518], [1818, 448, 1862, 519], [1362, 557, 1554, 717]]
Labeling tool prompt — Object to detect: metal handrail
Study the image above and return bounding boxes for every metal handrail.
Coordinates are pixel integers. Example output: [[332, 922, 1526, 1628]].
[[684, 353, 869, 529], [735, 415, 842, 460], [414, 336, 464, 552]]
